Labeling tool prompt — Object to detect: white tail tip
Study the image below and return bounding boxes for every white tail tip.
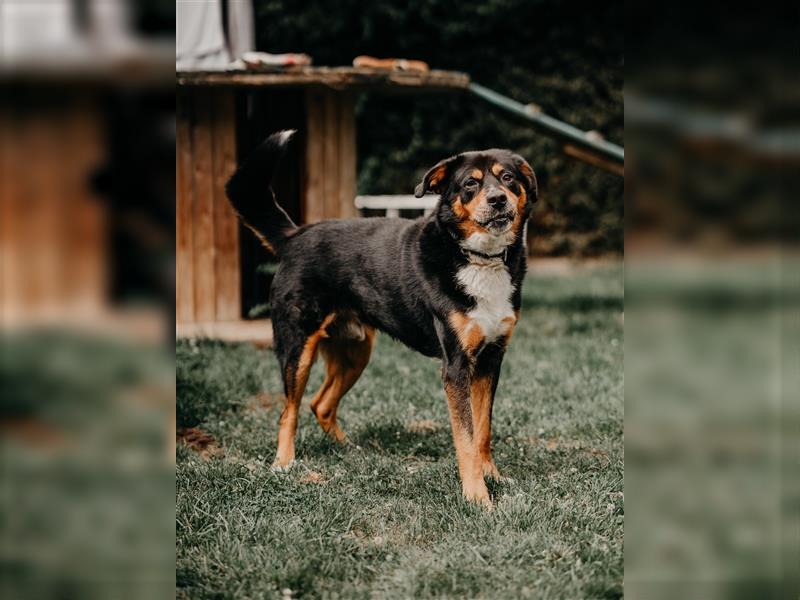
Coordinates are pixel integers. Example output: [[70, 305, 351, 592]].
[[277, 129, 297, 145]]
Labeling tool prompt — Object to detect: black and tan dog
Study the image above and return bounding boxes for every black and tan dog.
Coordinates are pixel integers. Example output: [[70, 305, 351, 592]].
[[226, 131, 536, 506]]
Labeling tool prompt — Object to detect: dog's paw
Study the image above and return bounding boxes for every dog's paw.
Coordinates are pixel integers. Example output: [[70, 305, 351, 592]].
[[328, 426, 347, 443], [462, 484, 493, 509], [482, 461, 502, 481], [470, 494, 493, 510], [270, 459, 296, 473]]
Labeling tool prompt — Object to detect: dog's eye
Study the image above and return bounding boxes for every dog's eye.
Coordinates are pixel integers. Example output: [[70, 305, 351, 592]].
[[501, 172, 515, 185], [464, 178, 479, 190]]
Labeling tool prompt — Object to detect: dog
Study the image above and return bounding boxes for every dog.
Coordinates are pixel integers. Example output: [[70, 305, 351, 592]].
[[226, 130, 537, 506]]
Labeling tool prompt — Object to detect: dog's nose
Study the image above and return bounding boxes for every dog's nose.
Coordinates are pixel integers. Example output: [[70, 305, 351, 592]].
[[486, 192, 506, 208]]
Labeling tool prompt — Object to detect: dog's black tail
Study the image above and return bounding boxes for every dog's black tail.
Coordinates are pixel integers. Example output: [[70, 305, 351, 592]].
[[225, 130, 297, 256]]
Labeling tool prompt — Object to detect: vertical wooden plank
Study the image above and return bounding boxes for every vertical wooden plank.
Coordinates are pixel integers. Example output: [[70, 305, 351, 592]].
[[0, 102, 19, 324], [322, 91, 340, 219], [176, 92, 195, 323], [191, 91, 216, 322], [25, 114, 58, 314], [337, 92, 357, 219], [47, 112, 69, 310], [303, 89, 325, 223], [66, 98, 106, 314], [212, 90, 240, 321], [9, 110, 38, 318]]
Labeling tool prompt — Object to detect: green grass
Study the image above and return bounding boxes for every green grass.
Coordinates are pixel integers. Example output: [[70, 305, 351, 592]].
[[176, 261, 623, 599]]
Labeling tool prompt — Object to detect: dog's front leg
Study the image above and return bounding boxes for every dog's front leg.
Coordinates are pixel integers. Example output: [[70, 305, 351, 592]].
[[442, 353, 491, 507], [471, 343, 505, 481]]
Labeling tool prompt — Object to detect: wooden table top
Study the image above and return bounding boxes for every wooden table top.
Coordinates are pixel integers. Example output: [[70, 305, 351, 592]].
[[176, 66, 470, 92]]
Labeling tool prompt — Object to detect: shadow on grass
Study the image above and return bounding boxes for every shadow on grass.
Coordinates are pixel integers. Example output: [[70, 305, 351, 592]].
[[176, 376, 227, 429], [521, 294, 623, 313], [176, 566, 201, 593], [486, 474, 516, 500], [352, 421, 451, 459], [301, 431, 350, 458]]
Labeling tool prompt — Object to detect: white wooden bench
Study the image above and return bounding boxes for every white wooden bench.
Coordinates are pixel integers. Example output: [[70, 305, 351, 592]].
[[354, 195, 438, 218]]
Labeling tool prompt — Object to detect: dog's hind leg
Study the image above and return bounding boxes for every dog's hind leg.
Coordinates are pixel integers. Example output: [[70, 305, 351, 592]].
[[310, 323, 375, 441], [272, 313, 336, 469]]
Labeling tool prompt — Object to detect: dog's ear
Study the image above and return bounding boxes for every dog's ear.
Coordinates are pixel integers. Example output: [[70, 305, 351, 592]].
[[414, 154, 462, 198], [512, 154, 538, 203]]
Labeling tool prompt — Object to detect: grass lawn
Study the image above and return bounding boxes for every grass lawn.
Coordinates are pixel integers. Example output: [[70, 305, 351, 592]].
[[176, 261, 623, 599]]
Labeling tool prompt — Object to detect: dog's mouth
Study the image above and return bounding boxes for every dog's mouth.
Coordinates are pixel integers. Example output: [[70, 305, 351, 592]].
[[480, 213, 514, 231]]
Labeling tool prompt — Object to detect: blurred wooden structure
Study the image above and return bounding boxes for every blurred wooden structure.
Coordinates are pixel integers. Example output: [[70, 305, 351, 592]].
[[0, 92, 107, 325], [0, 41, 174, 335], [175, 67, 469, 329]]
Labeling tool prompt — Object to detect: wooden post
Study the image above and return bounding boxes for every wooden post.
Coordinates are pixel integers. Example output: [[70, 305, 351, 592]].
[[337, 92, 357, 219], [322, 92, 340, 219], [190, 91, 216, 323], [304, 89, 326, 223], [175, 92, 195, 324], [303, 89, 357, 223], [175, 89, 241, 324], [211, 91, 240, 321]]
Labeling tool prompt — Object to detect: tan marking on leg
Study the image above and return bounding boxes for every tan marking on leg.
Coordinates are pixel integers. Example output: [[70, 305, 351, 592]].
[[311, 326, 375, 441], [444, 381, 490, 507], [274, 313, 337, 467], [449, 311, 486, 356], [471, 376, 500, 480]]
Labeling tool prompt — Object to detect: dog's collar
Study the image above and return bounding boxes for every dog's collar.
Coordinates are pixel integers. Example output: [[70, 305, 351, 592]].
[[461, 247, 507, 263]]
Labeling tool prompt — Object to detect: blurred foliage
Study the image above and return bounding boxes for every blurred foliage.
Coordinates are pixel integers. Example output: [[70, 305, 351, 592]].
[[255, 0, 623, 255], [1, 332, 174, 598]]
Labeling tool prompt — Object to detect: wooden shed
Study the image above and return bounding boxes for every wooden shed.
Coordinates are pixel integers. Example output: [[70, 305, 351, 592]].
[[175, 67, 469, 338]]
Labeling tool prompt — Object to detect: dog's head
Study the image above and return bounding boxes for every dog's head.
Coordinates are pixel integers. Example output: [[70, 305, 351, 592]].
[[415, 149, 537, 250]]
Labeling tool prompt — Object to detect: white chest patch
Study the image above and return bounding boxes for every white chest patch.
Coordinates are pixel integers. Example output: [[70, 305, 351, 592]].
[[455, 262, 516, 344]]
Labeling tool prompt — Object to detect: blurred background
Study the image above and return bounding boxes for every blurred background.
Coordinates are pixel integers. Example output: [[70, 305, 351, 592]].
[[625, 2, 799, 598], [1, 0, 175, 597]]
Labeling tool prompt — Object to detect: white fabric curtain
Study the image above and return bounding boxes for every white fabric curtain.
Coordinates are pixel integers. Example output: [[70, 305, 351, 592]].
[[176, 0, 255, 71], [227, 0, 255, 63]]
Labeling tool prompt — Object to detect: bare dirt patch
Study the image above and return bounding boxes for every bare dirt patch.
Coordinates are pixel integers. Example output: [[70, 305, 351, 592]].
[[246, 391, 283, 412], [300, 471, 326, 484], [177, 427, 223, 460], [406, 419, 441, 433]]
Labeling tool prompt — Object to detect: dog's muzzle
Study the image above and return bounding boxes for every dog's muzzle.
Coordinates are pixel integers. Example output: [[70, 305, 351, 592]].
[[480, 211, 515, 232]]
